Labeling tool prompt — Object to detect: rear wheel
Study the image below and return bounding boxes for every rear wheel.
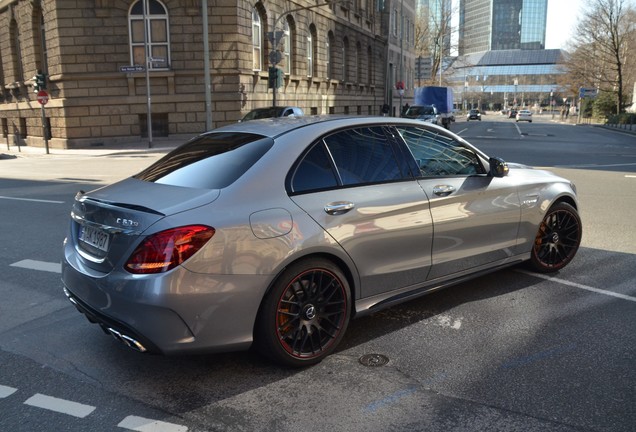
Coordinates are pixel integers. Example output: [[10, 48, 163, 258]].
[[255, 258, 351, 367], [528, 202, 581, 273]]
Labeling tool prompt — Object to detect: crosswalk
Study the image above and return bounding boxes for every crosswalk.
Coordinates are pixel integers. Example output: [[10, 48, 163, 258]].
[[0, 384, 188, 431]]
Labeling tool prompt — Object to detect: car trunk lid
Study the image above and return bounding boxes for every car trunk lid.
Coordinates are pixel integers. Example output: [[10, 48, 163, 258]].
[[70, 177, 220, 272]]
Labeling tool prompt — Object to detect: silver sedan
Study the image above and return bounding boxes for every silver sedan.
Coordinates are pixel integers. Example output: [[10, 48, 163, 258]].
[[62, 116, 582, 367]]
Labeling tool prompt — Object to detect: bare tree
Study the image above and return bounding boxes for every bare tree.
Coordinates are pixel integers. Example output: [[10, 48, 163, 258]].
[[566, 0, 636, 114], [414, 0, 455, 85]]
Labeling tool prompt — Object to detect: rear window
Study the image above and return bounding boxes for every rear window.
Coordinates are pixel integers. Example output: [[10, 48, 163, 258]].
[[134, 132, 273, 189]]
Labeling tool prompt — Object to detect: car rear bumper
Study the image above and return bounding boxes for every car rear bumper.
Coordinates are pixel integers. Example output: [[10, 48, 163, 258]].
[[61, 247, 271, 355]]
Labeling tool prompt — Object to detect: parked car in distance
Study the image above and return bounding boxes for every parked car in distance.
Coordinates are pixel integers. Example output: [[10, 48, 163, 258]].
[[516, 110, 533, 122], [62, 116, 581, 368], [508, 109, 518, 118], [240, 106, 304, 122], [467, 109, 481, 121]]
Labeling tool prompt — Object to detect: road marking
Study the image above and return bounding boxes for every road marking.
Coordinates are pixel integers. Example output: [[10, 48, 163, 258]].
[[24, 393, 96, 418], [500, 343, 577, 369], [10, 259, 61, 274], [0, 384, 17, 398], [0, 195, 64, 204], [364, 386, 418, 413], [554, 162, 636, 169], [626, 175, 636, 178], [118, 416, 188, 432], [516, 269, 636, 303]]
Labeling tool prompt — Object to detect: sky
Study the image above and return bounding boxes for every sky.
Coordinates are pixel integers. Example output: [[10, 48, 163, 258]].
[[545, 0, 585, 50]]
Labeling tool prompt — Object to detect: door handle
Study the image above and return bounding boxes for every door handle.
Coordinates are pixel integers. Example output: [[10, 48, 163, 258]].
[[433, 185, 455, 196], [324, 201, 355, 215]]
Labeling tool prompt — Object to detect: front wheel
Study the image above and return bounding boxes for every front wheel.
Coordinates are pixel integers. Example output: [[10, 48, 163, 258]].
[[528, 202, 582, 273], [255, 258, 351, 367]]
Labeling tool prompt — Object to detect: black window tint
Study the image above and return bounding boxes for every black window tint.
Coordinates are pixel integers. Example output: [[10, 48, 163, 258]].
[[396, 126, 484, 177], [290, 143, 339, 193], [134, 132, 273, 189], [324, 127, 402, 185]]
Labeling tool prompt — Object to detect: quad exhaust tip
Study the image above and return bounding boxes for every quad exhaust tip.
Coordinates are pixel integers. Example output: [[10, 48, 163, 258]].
[[107, 327, 148, 353], [63, 287, 148, 353]]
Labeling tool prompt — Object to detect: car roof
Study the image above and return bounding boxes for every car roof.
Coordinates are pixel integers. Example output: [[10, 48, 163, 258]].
[[207, 115, 449, 139]]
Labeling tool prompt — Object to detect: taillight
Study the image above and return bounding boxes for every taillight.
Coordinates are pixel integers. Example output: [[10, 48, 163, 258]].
[[125, 225, 215, 274]]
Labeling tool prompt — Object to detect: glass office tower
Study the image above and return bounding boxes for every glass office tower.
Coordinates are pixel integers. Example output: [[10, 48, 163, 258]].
[[459, 0, 547, 55]]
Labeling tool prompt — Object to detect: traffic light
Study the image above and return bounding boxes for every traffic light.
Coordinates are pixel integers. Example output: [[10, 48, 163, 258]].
[[33, 71, 47, 92], [268, 67, 283, 89]]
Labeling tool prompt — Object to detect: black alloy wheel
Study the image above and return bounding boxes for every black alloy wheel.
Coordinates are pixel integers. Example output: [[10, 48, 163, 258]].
[[255, 258, 351, 367], [529, 202, 582, 273]]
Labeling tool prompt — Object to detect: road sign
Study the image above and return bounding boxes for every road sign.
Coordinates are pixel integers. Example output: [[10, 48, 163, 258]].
[[579, 87, 598, 99], [269, 50, 283, 65], [37, 90, 49, 105], [119, 65, 145, 73], [267, 30, 285, 46]]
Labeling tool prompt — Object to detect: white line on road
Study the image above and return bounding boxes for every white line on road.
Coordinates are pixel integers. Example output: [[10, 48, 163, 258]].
[[10, 259, 61, 274], [516, 269, 636, 303], [0, 195, 64, 204], [0, 384, 18, 398], [24, 393, 96, 418], [118, 416, 188, 432]]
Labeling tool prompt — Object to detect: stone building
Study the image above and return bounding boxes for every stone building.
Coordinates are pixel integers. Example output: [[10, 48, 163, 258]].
[[0, 0, 415, 149]]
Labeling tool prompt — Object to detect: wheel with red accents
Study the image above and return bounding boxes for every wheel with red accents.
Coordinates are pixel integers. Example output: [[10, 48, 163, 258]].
[[255, 258, 351, 367], [529, 202, 582, 273]]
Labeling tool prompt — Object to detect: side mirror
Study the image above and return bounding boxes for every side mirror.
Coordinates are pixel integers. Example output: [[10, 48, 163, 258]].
[[489, 157, 509, 177]]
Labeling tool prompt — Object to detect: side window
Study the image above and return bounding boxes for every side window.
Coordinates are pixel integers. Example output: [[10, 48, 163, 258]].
[[325, 127, 402, 185], [396, 126, 485, 177], [290, 144, 339, 193]]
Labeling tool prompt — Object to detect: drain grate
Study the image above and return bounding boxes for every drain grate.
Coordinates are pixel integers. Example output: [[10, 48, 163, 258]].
[[359, 353, 389, 367]]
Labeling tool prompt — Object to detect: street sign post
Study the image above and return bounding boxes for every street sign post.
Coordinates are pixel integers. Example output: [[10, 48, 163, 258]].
[[36, 90, 50, 154]]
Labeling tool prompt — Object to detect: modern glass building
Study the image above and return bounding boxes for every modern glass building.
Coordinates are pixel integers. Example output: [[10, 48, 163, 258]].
[[447, 49, 565, 111], [458, 0, 547, 55]]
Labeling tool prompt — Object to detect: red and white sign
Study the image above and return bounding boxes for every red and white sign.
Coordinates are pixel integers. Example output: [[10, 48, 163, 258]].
[[37, 90, 49, 105]]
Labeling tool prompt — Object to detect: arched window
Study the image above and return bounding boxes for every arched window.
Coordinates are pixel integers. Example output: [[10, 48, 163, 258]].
[[308, 24, 317, 78], [283, 17, 295, 75], [129, 0, 170, 70], [31, 5, 47, 74], [327, 31, 334, 80], [342, 37, 349, 82], [252, 7, 262, 71], [367, 45, 373, 85], [356, 41, 362, 83], [10, 18, 24, 82]]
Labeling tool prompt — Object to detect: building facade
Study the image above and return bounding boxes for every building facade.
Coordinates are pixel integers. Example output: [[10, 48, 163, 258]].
[[0, 0, 416, 149]]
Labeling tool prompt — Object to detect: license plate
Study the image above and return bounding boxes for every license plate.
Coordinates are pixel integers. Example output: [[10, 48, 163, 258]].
[[78, 225, 110, 252]]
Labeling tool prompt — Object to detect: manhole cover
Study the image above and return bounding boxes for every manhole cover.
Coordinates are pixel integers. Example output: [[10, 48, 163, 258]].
[[359, 353, 389, 367]]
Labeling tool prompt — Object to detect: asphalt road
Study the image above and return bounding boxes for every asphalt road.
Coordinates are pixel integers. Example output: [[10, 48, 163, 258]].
[[1, 116, 634, 432]]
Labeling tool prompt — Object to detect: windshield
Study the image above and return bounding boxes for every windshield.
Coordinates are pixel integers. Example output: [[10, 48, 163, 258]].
[[242, 107, 285, 121], [404, 106, 435, 118], [134, 132, 274, 189]]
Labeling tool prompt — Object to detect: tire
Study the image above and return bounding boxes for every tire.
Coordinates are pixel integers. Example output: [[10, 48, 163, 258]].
[[528, 202, 582, 273], [255, 258, 351, 367]]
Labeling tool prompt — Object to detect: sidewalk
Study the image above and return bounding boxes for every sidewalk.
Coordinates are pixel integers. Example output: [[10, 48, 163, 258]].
[[0, 137, 182, 158]]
